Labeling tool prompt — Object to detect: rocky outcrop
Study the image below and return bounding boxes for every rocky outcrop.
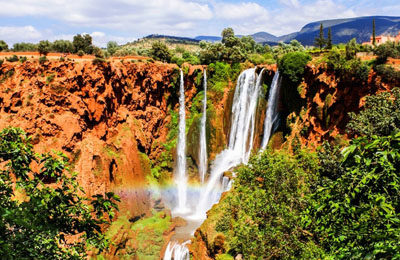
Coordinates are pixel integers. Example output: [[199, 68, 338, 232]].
[[0, 59, 203, 217]]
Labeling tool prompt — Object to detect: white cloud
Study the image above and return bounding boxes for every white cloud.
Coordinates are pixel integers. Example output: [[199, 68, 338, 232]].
[[215, 2, 269, 20], [0, 26, 42, 44]]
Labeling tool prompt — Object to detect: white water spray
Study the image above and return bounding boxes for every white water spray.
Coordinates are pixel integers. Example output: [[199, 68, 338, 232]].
[[261, 71, 281, 150], [175, 69, 189, 214], [198, 70, 208, 183], [163, 241, 190, 260], [191, 68, 265, 219]]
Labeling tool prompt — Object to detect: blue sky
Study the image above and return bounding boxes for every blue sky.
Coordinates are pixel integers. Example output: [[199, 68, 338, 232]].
[[0, 0, 399, 47]]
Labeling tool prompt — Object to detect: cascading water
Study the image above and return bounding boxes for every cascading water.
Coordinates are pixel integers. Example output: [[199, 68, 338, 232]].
[[175, 69, 189, 214], [261, 71, 281, 150], [198, 70, 208, 183], [192, 68, 265, 219], [163, 241, 190, 260]]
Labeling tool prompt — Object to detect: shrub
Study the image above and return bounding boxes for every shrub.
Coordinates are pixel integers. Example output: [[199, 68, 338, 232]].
[[0, 40, 8, 51], [39, 56, 48, 64], [0, 59, 3, 66], [375, 64, 400, 84], [347, 88, 400, 137], [77, 50, 85, 57], [92, 57, 106, 65], [38, 40, 52, 56], [19, 56, 27, 63], [0, 127, 120, 259], [107, 41, 119, 56], [12, 42, 38, 52], [374, 41, 400, 64], [149, 41, 171, 63], [278, 51, 312, 84], [221, 149, 323, 259], [52, 39, 74, 53], [309, 134, 400, 258], [73, 34, 93, 54], [6, 55, 19, 62]]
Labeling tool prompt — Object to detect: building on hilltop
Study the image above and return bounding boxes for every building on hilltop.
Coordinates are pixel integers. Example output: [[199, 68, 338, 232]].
[[363, 31, 400, 45]]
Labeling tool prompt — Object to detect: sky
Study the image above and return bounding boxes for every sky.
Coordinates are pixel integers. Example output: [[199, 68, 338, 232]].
[[0, 0, 399, 47]]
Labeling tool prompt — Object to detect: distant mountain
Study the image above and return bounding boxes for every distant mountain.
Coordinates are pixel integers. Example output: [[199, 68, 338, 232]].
[[194, 36, 221, 42], [291, 16, 400, 45], [145, 16, 400, 47], [144, 34, 199, 43]]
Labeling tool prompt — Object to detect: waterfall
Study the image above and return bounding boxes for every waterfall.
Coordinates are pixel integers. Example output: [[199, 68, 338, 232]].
[[261, 71, 281, 150], [175, 69, 189, 214], [198, 70, 208, 183], [191, 68, 265, 219], [163, 241, 190, 260]]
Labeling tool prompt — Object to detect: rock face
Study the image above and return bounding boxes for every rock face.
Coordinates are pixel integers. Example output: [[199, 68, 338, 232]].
[[279, 64, 396, 150], [0, 59, 203, 217]]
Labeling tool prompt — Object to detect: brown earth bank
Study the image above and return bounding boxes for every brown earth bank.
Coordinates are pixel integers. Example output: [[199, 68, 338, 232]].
[[0, 58, 204, 220]]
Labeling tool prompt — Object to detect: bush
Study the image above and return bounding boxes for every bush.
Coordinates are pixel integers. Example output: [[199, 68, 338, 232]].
[[278, 51, 312, 84], [38, 40, 52, 56], [0, 59, 3, 66], [77, 50, 85, 57], [326, 49, 370, 81], [150, 41, 171, 62], [13, 42, 38, 52], [347, 88, 400, 137], [374, 41, 400, 64], [0, 40, 8, 51], [73, 34, 93, 54], [19, 56, 27, 63], [52, 39, 74, 53], [39, 56, 48, 64], [92, 57, 106, 65], [0, 127, 120, 259], [219, 149, 323, 259], [375, 64, 400, 84], [309, 134, 400, 258], [6, 55, 19, 62]]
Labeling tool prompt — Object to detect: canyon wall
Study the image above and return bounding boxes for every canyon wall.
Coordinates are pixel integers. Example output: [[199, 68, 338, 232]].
[[0, 59, 204, 218]]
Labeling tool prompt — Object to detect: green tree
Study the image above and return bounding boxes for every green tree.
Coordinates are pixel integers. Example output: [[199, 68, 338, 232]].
[[38, 40, 52, 56], [326, 28, 333, 49], [216, 149, 324, 259], [310, 134, 400, 258], [73, 34, 93, 54], [52, 40, 74, 54], [278, 51, 312, 84], [150, 41, 171, 62], [314, 23, 326, 50], [107, 41, 119, 56], [221, 27, 240, 48], [0, 40, 8, 51], [0, 127, 120, 259], [345, 38, 358, 60], [347, 88, 400, 137], [374, 41, 400, 64], [372, 18, 376, 46], [13, 42, 38, 52]]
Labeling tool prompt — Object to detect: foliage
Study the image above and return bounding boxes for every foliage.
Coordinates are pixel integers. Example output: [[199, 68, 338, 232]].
[[308, 134, 400, 258], [13, 42, 38, 52], [325, 48, 370, 81], [92, 57, 107, 66], [38, 40, 52, 56], [348, 88, 400, 137], [326, 28, 333, 50], [345, 38, 359, 60], [0, 59, 3, 66], [39, 55, 48, 64], [19, 56, 27, 63], [219, 149, 324, 259], [6, 55, 19, 62], [73, 34, 93, 54], [52, 40, 74, 53], [278, 51, 311, 84], [107, 41, 119, 56], [0, 127, 120, 259], [0, 40, 8, 51], [315, 23, 326, 50], [149, 41, 172, 63], [375, 64, 400, 84], [374, 41, 400, 64]]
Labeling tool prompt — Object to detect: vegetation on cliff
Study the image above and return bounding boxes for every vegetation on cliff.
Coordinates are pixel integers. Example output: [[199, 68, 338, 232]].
[[0, 127, 120, 259]]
